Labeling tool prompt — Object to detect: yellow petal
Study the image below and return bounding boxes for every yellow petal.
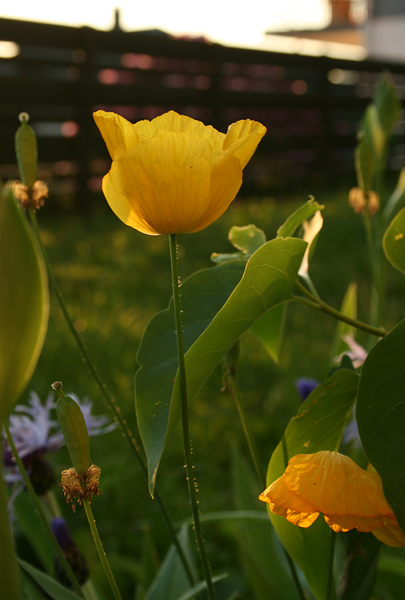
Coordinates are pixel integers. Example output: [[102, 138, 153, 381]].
[[223, 120, 267, 168], [259, 474, 319, 528], [134, 110, 226, 149], [102, 132, 242, 235], [285, 451, 393, 519], [93, 111, 139, 160]]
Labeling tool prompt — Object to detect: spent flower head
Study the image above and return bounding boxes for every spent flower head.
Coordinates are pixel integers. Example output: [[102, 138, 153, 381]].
[[3, 391, 116, 493]]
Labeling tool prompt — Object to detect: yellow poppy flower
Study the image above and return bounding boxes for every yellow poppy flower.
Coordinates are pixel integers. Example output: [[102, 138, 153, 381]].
[[259, 451, 405, 546], [93, 110, 266, 235]]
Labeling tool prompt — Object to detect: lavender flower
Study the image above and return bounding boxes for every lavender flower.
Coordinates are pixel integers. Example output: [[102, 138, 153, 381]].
[[295, 378, 320, 402], [3, 391, 116, 493], [334, 335, 368, 369]]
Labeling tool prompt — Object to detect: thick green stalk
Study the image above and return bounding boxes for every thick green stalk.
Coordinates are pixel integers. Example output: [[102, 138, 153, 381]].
[[169, 234, 216, 600], [4, 419, 84, 597], [294, 281, 386, 338], [28, 209, 195, 587], [83, 499, 122, 600]]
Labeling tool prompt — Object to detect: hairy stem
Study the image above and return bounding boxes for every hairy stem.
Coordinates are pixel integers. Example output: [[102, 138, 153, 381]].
[[169, 234, 216, 600], [83, 499, 122, 600], [294, 281, 386, 338]]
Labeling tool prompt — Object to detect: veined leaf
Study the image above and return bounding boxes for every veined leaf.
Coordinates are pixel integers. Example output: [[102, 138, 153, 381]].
[[18, 559, 81, 600], [265, 369, 359, 600], [249, 304, 286, 364], [356, 318, 405, 533], [277, 198, 324, 238], [0, 186, 49, 418], [135, 260, 246, 495], [383, 206, 405, 275], [137, 237, 306, 495]]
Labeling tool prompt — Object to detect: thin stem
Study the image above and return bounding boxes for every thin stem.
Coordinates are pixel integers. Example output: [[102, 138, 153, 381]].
[[325, 531, 336, 600], [169, 234, 216, 600], [28, 209, 195, 587], [294, 281, 386, 338], [83, 499, 123, 600], [3, 418, 84, 597], [225, 367, 265, 489]]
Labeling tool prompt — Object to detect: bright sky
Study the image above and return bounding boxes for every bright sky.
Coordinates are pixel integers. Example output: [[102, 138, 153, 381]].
[[0, 0, 330, 47]]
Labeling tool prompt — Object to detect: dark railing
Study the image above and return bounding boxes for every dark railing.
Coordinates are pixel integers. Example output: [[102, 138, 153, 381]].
[[0, 16, 404, 205]]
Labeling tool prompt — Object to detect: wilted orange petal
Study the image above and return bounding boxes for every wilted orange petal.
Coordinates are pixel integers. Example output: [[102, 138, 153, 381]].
[[372, 518, 405, 547], [93, 111, 139, 160], [324, 514, 387, 533], [285, 451, 393, 519], [259, 473, 319, 528]]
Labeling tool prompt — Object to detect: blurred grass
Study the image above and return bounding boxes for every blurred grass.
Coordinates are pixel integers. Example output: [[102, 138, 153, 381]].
[[23, 189, 405, 598]]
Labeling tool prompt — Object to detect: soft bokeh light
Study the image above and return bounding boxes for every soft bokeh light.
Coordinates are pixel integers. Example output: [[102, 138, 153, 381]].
[[0, 0, 330, 47]]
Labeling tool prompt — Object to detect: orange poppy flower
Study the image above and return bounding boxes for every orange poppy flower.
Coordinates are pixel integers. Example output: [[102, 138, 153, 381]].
[[259, 451, 405, 547]]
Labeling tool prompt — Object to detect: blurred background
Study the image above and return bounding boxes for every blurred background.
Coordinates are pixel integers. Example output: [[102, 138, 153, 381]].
[[1, 0, 405, 206]]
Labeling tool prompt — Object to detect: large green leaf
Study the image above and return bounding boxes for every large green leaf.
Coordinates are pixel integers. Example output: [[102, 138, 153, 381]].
[[137, 237, 306, 494], [144, 525, 196, 600], [266, 369, 359, 600], [355, 133, 375, 192], [231, 446, 300, 600], [0, 464, 20, 599], [249, 303, 286, 364], [0, 186, 49, 418], [166, 238, 306, 467], [383, 168, 405, 224], [356, 318, 405, 532], [374, 73, 401, 138], [277, 197, 324, 238], [135, 260, 246, 494], [14, 491, 54, 575], [18, 559, 81, 600], [383, 206, 405, 275]]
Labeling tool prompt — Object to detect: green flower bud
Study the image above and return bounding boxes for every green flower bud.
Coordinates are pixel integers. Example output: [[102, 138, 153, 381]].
[[15, 113, 37, 188], [56, 393, 91, 475]]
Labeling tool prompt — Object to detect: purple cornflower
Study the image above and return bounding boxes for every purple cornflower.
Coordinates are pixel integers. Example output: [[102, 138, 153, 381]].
[[3, 391, 116, 492], [295, 378, 320, 402], [51, 517, 89, 586]]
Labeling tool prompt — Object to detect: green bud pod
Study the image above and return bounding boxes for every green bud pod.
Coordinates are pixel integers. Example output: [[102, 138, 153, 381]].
[[57, 395, 91, 474], [15, 113, 37, 188]]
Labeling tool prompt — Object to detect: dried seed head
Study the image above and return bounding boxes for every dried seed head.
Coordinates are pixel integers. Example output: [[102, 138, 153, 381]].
[[60, 465, 101, 513]]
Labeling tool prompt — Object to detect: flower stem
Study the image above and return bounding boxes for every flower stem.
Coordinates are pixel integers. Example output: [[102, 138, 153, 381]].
[[28, 209, 195, 587], [83, 499, 122, 600], [225, 366, 265, 488], [325, 531, 336, 600], [3, 418, 84, 597], [169, 234, 216, 600], [294, 281, 386, 338]]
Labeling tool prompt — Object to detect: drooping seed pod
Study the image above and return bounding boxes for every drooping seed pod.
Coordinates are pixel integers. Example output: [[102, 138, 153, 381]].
[[15, 112, 37, 188], [57, 394, 91, 475]]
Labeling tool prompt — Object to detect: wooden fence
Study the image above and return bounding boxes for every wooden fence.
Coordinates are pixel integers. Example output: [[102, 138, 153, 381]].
[[0, 16, 404, 206]]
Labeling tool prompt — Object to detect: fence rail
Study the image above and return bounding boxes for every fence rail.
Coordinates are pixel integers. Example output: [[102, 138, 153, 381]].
[[0, 16, 404, 205]]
